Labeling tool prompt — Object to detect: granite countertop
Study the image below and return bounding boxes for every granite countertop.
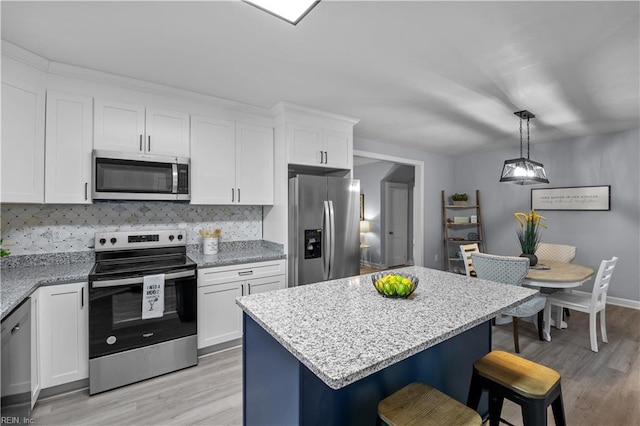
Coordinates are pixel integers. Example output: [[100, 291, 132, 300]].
[[1, 240, 285, 321], [236, 266, 538, 390]]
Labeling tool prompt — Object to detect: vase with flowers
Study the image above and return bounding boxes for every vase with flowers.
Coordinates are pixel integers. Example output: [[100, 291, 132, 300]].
[[514, 209, 547, 266]]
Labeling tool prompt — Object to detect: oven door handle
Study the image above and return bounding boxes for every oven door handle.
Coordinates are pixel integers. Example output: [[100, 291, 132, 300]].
[[91, 270, 196, 288]]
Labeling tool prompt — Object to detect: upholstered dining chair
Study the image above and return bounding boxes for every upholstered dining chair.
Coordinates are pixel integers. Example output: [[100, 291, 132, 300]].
[[544, 257, 618, 352], [471, 253, 547, 353], [459, 243, 480, 277], [535, 243, 577, 263]]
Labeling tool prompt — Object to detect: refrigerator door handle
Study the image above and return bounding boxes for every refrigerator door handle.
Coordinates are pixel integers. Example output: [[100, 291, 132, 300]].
[[323, 200, 331, 281], [328, 200, 336, 279]]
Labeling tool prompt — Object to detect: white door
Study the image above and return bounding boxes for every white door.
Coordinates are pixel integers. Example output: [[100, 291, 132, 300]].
[[190, 115, 236, 204], [197, 282, 243, 349], [247, 275, 285, 295], [236, 123, 273, 205], [94, 98, 145, 153], [145, 108, 190, 157], [323, 128, 352, 169], [39, 282, 89, 388], [386, 183, 409, 267], [288, 123, 323, 166], [45, 91, 93, 204], [1, 82, 45, 203]]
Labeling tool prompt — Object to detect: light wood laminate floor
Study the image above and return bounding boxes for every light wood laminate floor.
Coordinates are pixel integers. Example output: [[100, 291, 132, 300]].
[[32, 305, 639, 425]]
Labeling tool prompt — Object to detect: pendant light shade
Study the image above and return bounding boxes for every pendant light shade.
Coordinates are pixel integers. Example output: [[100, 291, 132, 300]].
[[500, 110, 549, 185]]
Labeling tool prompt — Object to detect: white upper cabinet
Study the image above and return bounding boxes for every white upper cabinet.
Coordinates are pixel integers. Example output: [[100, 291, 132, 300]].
[[145, 108, 190, 157], [322, 128, 352, 170], [190, 115, 236, 204], [191, 116, 273, 205], [1, 81, 45, 203], [236, 123, 274, 205], [288, 124, 323, 166], [45, 91, 93, 204], [94, 98, 190, 157]]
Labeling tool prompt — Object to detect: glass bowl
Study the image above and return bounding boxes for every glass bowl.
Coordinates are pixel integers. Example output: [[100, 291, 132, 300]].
[[371, 272, 419, 298]]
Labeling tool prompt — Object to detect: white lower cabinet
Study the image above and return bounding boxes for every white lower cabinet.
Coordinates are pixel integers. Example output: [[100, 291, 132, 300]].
[[38, 282, 89, 389], [197, 260, 285, 349], [30, 291, 41, 408]]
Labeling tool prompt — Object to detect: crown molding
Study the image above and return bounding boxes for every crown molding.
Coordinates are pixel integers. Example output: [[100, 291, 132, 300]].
[[271, 101, 360, 126], [1, 40, 50, 71]]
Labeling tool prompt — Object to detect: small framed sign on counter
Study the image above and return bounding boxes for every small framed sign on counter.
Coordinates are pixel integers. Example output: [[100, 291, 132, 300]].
[[531, 185, 611, 211]]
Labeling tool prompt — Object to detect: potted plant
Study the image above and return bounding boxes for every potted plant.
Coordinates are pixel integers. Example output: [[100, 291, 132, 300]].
[[451, 193, 469, 206], [514, 209, 547, 266]]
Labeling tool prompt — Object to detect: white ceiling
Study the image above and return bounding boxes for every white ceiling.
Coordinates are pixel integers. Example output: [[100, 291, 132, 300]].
[[2, 1, 638, 155]]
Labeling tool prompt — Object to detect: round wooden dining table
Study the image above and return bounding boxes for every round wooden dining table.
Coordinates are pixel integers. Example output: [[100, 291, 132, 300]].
[[524, 260, 594, 341]]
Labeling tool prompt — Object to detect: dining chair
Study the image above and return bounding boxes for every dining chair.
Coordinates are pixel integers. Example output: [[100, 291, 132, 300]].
[[471, 253, 546, 353], [459, 243, 480, 277], [535, 243, 577, 263], [544, 257, 618, 352]]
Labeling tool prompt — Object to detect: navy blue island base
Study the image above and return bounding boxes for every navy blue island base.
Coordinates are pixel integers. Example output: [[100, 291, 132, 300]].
[[242, 314, 489, 426]]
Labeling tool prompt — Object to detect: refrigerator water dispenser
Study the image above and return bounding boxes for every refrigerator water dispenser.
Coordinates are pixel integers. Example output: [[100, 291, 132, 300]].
[[304, 229, 322, 259]]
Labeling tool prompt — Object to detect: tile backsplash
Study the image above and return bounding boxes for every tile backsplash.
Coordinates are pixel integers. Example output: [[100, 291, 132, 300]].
[[1, 203, 262, 256]]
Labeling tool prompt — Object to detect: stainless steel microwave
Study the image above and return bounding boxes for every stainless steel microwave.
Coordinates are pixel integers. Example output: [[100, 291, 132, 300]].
[[92, 150, 190, 201]]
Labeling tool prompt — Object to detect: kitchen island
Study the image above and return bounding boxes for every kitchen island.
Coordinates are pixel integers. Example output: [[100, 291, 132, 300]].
[[236, 266, 538, 425]]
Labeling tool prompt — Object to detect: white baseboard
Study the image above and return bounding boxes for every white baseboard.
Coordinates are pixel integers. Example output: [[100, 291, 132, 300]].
[[572, 290, 640, 310]]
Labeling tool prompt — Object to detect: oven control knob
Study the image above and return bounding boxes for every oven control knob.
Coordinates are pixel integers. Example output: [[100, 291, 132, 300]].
[[177, 234, 183, 240], [99, 238, 106, 245], [110, 237, 117, 245], [106, 336, 117, 345], [169, 235, 175, 241]]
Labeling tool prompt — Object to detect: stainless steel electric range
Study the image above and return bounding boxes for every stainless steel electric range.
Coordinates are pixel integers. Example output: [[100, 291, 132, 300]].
[[88, 229, 197, 395]]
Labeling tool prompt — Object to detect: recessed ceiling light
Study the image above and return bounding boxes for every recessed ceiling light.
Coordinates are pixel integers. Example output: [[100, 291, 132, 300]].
[[244, 0, 320, 25]]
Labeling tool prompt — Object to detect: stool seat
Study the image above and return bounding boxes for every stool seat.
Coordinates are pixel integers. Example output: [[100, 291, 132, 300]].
[[467, 351, 566, 426], [474, 350, 560, 398], [379, 382, 482, 426]]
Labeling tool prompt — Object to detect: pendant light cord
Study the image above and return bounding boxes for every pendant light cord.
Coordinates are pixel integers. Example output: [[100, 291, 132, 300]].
[[519, 118, 523, 158], [527, 116, 531, 159]]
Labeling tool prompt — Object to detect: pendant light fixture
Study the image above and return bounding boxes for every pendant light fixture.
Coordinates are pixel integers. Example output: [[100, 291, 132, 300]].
[[500, 110, 549, 185]]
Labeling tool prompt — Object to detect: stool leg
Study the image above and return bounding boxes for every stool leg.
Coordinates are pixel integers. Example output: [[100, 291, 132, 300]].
[[537, 310, 544, 341], [488, 392, 504, 426], [551, 389, 567, 426], [522, 399, 547, 426], [466, 371, 483, 410]]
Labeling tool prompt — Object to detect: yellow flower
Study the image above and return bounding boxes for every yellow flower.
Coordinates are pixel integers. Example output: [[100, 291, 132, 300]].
[[514, 209, 547, 228]]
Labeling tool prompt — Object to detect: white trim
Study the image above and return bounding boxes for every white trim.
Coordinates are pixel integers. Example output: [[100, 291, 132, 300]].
[[353, 149, 425, 267], [270, 102, 360, 125], [572, 290, 640, 310], [1, 40, 50, 71]]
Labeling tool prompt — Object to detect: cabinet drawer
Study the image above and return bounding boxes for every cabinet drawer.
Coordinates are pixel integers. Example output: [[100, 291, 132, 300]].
[[198, 260, 285, 286]]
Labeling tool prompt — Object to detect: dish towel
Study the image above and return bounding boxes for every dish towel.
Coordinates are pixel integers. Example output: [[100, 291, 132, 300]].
[[142, 274, 165, 320]]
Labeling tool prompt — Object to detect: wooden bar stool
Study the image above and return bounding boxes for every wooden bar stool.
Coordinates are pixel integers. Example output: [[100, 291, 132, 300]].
[[466, 350, 566, 426], [378, 382, 482, 426]]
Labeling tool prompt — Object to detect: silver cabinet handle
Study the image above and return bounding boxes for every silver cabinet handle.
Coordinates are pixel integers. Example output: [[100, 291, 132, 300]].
[[319, 151, 323, 164], [81, 286, 84, 308], [324, 151, 328, 164], [148, 135, 151, 152], [139, 134, 143, 151], [232, 188, 234, 202], [237, 188, 240, 203], [247, 283, 251, 294], [85, 182, 88, 200], [238, 270, 253, 276]]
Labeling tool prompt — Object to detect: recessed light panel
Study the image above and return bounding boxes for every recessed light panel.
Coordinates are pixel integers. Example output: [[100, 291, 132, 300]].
[[244, 0, 320, 25]]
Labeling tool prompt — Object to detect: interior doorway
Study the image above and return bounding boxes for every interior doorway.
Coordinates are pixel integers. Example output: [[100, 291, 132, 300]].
[[353, 150, 424, 274], [385, 182, 409, 267]]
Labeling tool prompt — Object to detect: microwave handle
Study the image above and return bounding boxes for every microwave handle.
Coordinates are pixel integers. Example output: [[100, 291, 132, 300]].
[[172, 163, 178, 194], [92, 269, 196, 288]]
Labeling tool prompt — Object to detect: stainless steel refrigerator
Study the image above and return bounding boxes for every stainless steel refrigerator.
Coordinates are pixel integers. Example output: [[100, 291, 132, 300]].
[[289, 175, 360, 286]]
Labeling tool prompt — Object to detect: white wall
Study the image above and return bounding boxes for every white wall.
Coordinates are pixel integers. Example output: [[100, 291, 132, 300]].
[[354, 137, 454, 269], [453, 128, 640, 303]]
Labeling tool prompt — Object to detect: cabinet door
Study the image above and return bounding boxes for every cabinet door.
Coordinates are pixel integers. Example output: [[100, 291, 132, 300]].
[[30, 290, 41, 408], [247, 275, 285, 295], [323, 128, 352, 169], [45, 91, 93, 204], [288, 123, 323, 167], [1, 82, 45, 203], [39, 282, 88, 389], [236, 123, 274, 205], [145, 108, 190, 157], [197, 282, 243, 349], [94, 98, 145, 153], [190, 115, 236, 204]]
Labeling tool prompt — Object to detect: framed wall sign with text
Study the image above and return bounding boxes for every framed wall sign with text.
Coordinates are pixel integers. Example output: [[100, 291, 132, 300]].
[[531, 185, 611, 211]]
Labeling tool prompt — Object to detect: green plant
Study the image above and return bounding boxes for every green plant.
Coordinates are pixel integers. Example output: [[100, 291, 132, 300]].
[[0, 239, 9, 258], [451, 193, 468, 201], [514, 210, 547, 254]]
